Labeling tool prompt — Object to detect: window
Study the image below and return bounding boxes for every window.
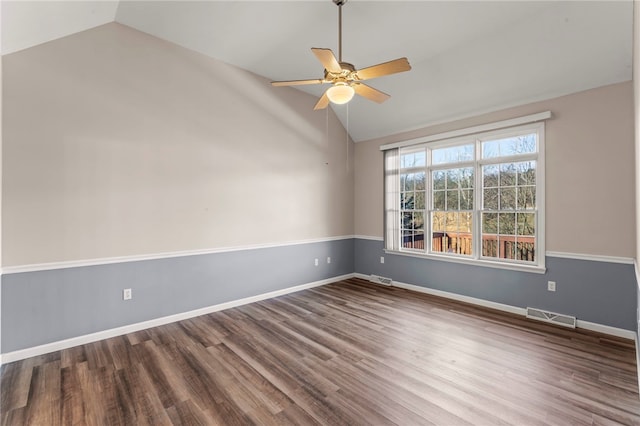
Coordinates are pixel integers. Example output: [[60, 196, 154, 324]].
[[384, 121, 545, 272]]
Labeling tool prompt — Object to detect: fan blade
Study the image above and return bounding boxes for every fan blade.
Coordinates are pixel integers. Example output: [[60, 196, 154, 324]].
[[353, 83, 390, 104], [355, 57, 411, 81], [314, 92, 330, 110], [271, 79, 324, 87], [311, 48, 342, 73]]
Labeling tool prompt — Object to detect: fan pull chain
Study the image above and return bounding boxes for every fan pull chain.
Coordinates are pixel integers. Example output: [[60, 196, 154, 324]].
[[346, 104, 350, 171], [326, 107, 330, 166]]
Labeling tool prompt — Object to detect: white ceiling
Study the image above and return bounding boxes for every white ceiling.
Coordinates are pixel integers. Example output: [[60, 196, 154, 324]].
[[2, 1, 633, 142]]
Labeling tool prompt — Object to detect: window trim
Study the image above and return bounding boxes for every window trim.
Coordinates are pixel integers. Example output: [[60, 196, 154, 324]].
[[379, 111, 551, 151], [383, 247, 547, 274], [383, 118, 547, 274]]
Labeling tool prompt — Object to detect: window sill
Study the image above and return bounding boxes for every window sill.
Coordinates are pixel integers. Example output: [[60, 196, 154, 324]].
[[383, 249, 547, 274]]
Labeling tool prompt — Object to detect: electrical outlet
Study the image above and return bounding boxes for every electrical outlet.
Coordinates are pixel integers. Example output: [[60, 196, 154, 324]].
[[547, 281, 556, 292], [123, 288, 132, 300], [327, 257, 331, 264], [380, 256, 385, 264], [314, 258, 319, 266]]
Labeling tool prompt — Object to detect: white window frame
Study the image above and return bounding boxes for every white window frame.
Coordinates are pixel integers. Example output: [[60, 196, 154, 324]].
[[382, 115, 547, 274]]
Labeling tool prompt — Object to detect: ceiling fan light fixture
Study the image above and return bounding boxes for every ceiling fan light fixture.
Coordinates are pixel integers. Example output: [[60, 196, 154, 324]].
[[326, 83, 355, 104]]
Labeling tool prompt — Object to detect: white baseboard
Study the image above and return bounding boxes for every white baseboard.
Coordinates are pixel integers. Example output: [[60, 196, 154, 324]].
[[0, 273, 355, 365], [354, 273, 637, 340], [575, 320, 637, 340]]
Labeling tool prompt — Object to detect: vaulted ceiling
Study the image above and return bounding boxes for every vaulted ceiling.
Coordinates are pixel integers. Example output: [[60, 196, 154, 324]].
[[2, 1, 633, 142]]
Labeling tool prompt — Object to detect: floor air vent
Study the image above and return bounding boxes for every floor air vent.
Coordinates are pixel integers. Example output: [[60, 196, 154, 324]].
[[526, 307, 576, 328], [369, 274, 393, 286]]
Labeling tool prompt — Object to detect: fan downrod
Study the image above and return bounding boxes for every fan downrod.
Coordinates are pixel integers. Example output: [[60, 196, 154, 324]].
[[333, 0, 347, 62]]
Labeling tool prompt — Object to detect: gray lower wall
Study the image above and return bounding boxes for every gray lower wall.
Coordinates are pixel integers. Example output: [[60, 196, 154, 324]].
[[3, 236, 637, 355], [356, 238, 637, 331], [1, 238, 354, 353], [637, 276, 640, 336]]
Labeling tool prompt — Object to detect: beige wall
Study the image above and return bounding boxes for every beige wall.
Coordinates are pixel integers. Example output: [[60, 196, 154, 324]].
[[3, 20, 634, 265], [2, 23, 354, 267], [355, 81, 634, 258]]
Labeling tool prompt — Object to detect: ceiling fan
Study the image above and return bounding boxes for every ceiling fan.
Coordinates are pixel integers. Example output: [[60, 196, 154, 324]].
[[271, 0, 411, 110]]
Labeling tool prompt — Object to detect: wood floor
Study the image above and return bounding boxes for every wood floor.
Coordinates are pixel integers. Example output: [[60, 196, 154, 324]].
[[2, 277, 640, 425]]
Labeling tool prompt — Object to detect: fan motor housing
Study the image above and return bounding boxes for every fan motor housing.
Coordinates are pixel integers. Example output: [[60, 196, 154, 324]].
[[325, 62, 357, 82]]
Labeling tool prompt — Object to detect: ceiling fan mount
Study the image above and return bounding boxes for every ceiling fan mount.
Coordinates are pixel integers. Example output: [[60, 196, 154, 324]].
[[271, 0, 411, 110]]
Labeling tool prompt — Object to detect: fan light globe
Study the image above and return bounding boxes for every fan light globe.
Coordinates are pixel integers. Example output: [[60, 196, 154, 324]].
[[326, 83, 355, 104]]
